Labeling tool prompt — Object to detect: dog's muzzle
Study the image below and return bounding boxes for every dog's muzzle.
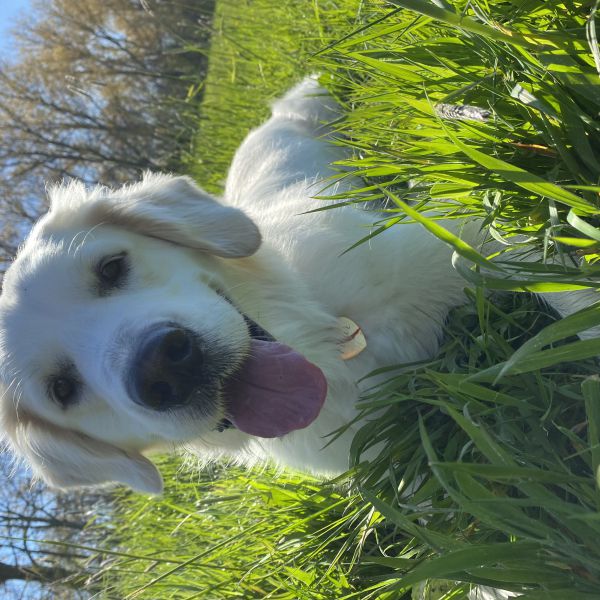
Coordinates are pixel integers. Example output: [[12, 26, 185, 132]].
[[127, 323, 209, 411]]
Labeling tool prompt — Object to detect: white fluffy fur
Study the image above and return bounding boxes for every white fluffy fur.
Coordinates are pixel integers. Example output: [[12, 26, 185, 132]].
[[0, 77, 596, 499]]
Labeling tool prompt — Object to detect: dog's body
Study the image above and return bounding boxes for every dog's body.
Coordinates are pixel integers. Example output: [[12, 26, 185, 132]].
[[0, 77, 594, 494]]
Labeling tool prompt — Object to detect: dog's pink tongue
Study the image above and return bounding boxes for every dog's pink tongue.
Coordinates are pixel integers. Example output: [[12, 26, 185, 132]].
[[225, 339, 327, 438]]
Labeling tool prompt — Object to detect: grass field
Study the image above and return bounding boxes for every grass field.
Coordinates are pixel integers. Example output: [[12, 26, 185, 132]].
[[91, 1, 600, 598]]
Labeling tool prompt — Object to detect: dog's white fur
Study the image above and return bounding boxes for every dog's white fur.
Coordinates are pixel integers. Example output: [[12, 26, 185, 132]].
[[0, 77, 595, 496]]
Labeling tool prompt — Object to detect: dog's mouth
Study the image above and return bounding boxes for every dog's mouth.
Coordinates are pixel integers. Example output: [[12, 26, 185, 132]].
[[217, 315, 328, 438]]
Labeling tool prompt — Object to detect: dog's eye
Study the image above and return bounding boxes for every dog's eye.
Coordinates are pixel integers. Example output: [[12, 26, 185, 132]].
[[49, 376, 78, 408], [96, 252, 128, 293]]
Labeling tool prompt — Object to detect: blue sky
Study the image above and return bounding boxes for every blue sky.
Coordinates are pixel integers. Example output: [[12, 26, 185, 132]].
[[0, 0, 30, 56]]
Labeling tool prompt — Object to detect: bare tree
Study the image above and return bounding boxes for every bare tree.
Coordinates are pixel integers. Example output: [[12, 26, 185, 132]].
[[0, 457, 115, 598]]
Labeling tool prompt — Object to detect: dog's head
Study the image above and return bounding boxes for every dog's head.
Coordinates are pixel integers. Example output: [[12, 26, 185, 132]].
[[0, 174, 327, 493]]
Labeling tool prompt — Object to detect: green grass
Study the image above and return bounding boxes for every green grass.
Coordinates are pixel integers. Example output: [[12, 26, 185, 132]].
[[185, 0, 360, 193], [91, 461, 369, 599], [90, 1, 600, 598]]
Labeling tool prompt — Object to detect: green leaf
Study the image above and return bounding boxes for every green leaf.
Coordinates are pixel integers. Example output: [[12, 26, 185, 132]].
[[495, 301, 600, 379], [567, 210, 600, 242], [391, 540, 542, 589], [444, 129, 598, 214]]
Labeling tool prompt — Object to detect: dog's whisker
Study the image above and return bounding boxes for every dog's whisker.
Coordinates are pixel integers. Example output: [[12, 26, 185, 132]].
[[69, 222, 106, 258], [67, 230, 89, 257]]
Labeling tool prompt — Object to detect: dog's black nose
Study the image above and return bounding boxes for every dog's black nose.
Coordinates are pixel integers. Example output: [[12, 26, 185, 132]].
[[128, 324, 205, 410]]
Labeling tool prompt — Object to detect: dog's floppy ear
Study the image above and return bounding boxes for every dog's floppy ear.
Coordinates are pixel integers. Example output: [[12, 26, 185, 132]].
[[12, 415, 163, 494], [95, 174, 261, 258]]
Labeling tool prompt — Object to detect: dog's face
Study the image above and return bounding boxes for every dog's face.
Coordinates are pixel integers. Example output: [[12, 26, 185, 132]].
[[0, 174, 327, 493]]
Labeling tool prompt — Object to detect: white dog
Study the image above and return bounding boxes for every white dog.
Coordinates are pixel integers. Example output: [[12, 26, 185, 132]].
[[0, 77, 595, 494]]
